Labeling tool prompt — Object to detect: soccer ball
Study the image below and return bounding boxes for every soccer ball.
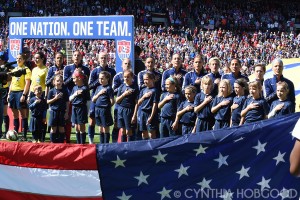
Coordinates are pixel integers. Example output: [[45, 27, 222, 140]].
[[6, 130, 18, 141]]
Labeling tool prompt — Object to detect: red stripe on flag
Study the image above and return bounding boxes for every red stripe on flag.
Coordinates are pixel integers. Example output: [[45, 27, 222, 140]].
[[0, 142, 97, 170], [0, 189, 103, 200]]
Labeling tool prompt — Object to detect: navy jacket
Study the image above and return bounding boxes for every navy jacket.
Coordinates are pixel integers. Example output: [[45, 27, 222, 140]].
[[161, 67, 187, 92], [263, 75, 295, 112], [182, 69, 206, 92], [46, 64, 65, 88], [63, 63, 90, 95], [88, 65, 116, 96]]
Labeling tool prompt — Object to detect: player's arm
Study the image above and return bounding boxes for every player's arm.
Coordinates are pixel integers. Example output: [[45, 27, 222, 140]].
[[24, 77, 31, 95], [148, 102, 158, 124], [45, 68, 53, 87], [88, 69, 99, 90], [63, 67, 73, 85], [290, 139, 300, 176]]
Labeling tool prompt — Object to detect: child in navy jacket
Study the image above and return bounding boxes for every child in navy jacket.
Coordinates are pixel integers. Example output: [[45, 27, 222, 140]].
[[268, 81, 293, 118], [116, 70, 139, 142], [69, 69, 90, 144], [47, 74, 69, 143], [211, 79, 233, 129], [158, 76, 182, 137], [172, 85, 197, 135], [92, 71, 115, 143], [29, 85, 47, 142], [133, 72, 159, 139]]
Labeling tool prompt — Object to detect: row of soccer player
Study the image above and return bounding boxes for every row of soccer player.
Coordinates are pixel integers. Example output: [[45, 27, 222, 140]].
[[3, 50, 295, 143]]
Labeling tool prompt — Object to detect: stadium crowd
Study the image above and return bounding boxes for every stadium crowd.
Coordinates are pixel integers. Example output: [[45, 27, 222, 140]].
[[0, 0, 299, 143], [0, 0, 300, 72]]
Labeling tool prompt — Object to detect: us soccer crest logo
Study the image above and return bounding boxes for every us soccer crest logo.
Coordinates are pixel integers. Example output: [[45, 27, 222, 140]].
[[117, 40, 131, 61], [10, 39, 21, 59]]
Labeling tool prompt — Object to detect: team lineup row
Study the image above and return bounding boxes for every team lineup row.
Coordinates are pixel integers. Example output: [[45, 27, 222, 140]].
[[2, 50, 295, 144]]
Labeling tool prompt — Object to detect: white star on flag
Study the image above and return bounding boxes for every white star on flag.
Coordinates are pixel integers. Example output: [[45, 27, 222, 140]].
[[157, 187, 172, 200], [236, 165, 250, 180], [257, 176, 271, 190], [220, 189, 234, 200], [214, 153, 229, 168], [117, 192, 132, 200], [174, 164, 190, 178], [197, 177, 212, 190], [252, 140, 267, 155], [111, 155, 126, 168], [134, 171, 149, 186], [194, 144, 207, 156], [273, 151, 286, 165], [153, 151, 167, 163]]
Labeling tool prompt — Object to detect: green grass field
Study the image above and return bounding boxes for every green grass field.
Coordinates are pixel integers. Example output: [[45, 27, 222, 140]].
[[2, 106, 117, 144], [2, 126, 103, 144]]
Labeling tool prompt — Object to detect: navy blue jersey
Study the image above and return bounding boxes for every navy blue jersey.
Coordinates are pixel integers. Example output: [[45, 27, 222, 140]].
[[263, 75, 295, 112], [63, 64, 90, 95], [70, 85, 91, 106], [134, 58, 146, 75], [139, 87, 160, 112], [207, 72, 222, 83], [138, 69, 162, 94], [212, 96, 233, 121], [161, 67, 187, 91], [47, 87, 69, 111], [88, 65, 116, 96], [178, 100, 196, 125], [116, 83, 139, 109], [182, 70, 206, 92], [221, 72, 249, 90], [29, 96, 47, 117], [207, 72, 221, 96], [159, 92, 181, 118], [46, 64, 65, 88], [194, 92, 215, 119], [242, 97, 270, 123], [94, 85, 114, 108], [269, 99, 293, 117], [231, 95, 246, 123], [112, 72, 138, 95]]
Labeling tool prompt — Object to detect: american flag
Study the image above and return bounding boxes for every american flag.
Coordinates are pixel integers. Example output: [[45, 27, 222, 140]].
[[97, 113, 300, 200], [1, 113, 300, 199]]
